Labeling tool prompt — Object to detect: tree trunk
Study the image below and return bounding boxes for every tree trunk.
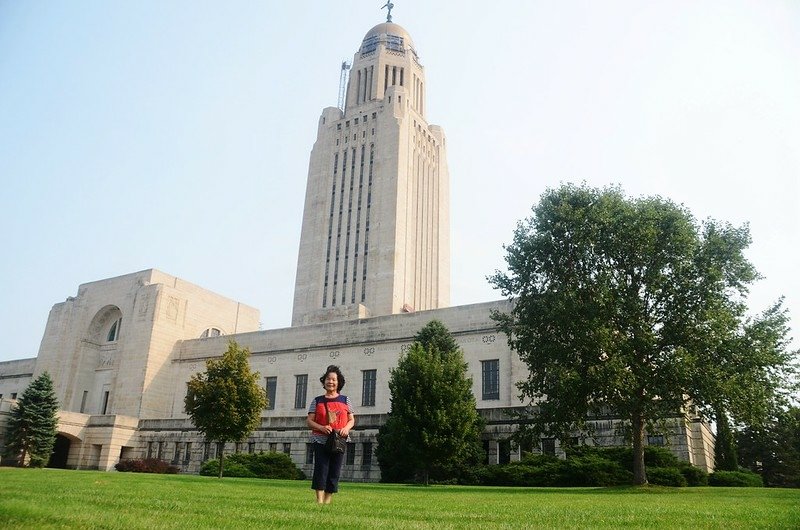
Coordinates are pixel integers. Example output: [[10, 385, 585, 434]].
[[218, 442, 225, 479], [632, 413, 648, 486]]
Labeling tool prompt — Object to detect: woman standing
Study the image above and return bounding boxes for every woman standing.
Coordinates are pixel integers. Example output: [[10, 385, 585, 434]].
[[306, 365, 355, 504]]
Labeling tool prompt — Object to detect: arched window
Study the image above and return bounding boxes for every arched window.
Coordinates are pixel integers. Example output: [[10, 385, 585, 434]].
[[199, 327, 223, 339], [106, 318, 122, 342]]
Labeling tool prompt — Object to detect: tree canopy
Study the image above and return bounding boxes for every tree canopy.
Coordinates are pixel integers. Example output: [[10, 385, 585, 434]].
[[376, 320, 484, 484], [4, 372, 60, 467], [490, 184, 798, 485], [184, 340, 266, 478]]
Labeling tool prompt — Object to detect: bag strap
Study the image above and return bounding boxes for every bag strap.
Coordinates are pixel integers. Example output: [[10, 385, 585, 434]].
[[323, 399, 334, 427]]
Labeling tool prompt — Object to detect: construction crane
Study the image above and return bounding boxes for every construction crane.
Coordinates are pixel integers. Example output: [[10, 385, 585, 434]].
[[338, 61, 351, 112]]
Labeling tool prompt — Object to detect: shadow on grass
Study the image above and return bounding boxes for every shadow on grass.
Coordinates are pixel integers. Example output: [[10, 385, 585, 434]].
[[355, 483, 688, 495]]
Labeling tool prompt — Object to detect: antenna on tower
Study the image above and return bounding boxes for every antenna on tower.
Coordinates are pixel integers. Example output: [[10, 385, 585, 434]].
[[338, 61, 351, 112]]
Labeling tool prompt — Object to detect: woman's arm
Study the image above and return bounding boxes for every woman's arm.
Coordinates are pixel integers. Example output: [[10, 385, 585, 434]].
[[339, 413, 355, 438]]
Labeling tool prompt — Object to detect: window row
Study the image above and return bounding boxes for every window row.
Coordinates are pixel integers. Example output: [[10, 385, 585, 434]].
[[305, 441, 373, 467], [262, 361, 501, 411], [146, 440, 293, 463], [264, 369, 379, 410], [336, 112, 378, 131]]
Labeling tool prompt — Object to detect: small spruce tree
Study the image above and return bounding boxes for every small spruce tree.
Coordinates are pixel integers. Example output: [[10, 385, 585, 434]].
[[376, 320, 484, 484], [4, 372, 60, 467]]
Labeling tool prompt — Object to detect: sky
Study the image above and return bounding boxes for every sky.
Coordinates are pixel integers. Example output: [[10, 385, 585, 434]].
[[0, 1, 798, 362]]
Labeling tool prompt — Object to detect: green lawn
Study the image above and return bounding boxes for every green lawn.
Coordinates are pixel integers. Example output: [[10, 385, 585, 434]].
[[0, 468, 798, 529]]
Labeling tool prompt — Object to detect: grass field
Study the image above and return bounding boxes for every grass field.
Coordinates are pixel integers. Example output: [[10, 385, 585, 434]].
[[1, 468, 798, 529]]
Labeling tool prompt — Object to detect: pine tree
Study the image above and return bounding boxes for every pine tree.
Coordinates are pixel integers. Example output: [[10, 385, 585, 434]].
[[376, 320, 485, 484], [4, 372, 60, 467], [714, 408, 738, 471]]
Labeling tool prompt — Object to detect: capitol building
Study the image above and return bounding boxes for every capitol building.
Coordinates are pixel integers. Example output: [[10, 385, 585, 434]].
[[0, 13, 714, 480]]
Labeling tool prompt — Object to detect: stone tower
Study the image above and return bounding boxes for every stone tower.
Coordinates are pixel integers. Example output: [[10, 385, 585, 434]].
[[292, 18, 450, 326]]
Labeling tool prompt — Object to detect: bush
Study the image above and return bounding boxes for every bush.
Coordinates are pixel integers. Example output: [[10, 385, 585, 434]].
[[474, 447, 714, 487], [561, 454, 633, 487], [115, 458, 179, 474], [199, 451, 305, 479], [647, 467, 687, 487], [475, 453, 633, 488], [709, 470, 764, 487], [678, 464, 708, 486]]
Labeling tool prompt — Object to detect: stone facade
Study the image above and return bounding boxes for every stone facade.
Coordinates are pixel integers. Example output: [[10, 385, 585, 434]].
[[0, 279, 714, 476]]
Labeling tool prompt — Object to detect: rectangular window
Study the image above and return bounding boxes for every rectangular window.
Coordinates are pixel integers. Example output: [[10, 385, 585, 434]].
[[541, 438, 556, 456], [157, 441, 164, 460], [101, 390, 110, 414], [269, 442, 278, 453], [80, 390, 88, 413], [346, 442, 356, 465], [481, 360, 500, 400], [294, 374, 308, 409], [306, 443, 315, 465], [283, 443, 291, 456], [647, 435, 665, 447], [11, 393, 17, 399], [147, 441, 155, 459], [499, 439, 511, 465], [173, 443, 181, 464], [203, 442, 210, 461], [265, 377, 277, 410], [361, 369, 376, 407], [248, 442, 255, 454], [362, 442, 373, 467]]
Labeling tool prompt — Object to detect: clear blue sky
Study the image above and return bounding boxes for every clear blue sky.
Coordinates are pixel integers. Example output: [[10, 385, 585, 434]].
[[1, 1, 798, 362]]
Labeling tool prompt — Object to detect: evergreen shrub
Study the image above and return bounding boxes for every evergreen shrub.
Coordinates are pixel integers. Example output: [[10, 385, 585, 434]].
[[709, 470, 764, 487], [678, 464, 709, 486], [115, 458, 179, 474], [199, 451, 305, 479], [475, 446, 711, 487], [647, 467, 688, 487]]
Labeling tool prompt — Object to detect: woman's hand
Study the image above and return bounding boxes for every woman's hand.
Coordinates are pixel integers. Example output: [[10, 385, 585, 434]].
[[321, 425, 333, 434], [338, 427, 349, 438]]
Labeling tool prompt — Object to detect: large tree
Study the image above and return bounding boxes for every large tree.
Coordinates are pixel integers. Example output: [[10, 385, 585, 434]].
[[4, 372, 60, 467], [490, 184, 797, 485], [184, 340, 267, 478], [376, 320, 484, 484]]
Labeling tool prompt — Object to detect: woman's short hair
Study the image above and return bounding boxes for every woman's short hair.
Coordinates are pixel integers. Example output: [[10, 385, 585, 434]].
[[319, 365, 346, 391]]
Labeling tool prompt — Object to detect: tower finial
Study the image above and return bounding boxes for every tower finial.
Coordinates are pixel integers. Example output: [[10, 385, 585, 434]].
[[381, 1, 394, 23]]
